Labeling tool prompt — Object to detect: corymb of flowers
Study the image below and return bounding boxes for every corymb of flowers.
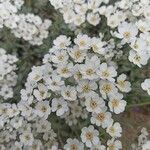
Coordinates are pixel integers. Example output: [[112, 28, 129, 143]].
[[0, 34, 132, 149], [0, 0, 149, 149], [0, 48, 18, 100], [0, 0, 52, 45], [50, 0, 150, 68]]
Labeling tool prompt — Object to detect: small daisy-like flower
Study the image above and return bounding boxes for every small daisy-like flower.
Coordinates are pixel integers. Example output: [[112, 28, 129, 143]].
[[33, 83, 48, 101], [77, 80, 98, 98], [128, 50, 149, 67], [99, 80, 118, 99], [81, 125, 99, 148], [68, 45, 86, 63], [19, 132, 34, 146], [74, 34, 91, 50], [108, 93, 127, 114], [107, 139, 122, 150], [34, 101, 51, 119], [116, 74, 131, 93], [53, 35, 71, 49], [85, 93, 105, 113], [61, 85, 77, 101], [90, 141, 106, 150], [51, 98, 69, 116], [57, 62, 73, 78], [91, 107, 113, 128], [64, 138, 84, 150], [51, 50, 69, 64], [141, 79, 150, 95], [115, 22, 138, 43], [96, 63, 117, 82], [87, 12, 101, 26], [106, 122, 122, 138], [45, 73, 64, 92]]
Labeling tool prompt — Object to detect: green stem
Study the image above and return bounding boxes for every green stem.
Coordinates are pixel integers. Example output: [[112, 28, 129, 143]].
[[127, 101, 150, 108]]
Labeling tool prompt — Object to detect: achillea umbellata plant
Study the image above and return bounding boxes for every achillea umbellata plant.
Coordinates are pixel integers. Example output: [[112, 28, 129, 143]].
[[0, 0, 149, 149]]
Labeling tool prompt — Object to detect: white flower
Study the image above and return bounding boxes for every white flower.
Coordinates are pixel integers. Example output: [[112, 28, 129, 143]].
[[81, 125, 99, 148], [77, 80, 98, 98], [128, 50, 149, 67], [116, 74, 131, 93], [107, 139, 122, 150], [64, 138, 84, 150], [141, 79, 150, 95], [74, 14, 85, 26], [28, 67, 43, 82], [108, 93, 127, 114], [91, 107, 113, 128], [53, 35, 71, 49], [36, 119, 51, 133], [34, 101, 51, 119], [107, 15, 120, 28], [51, 50, 69, 64], [143, 6, 150, 20], [10, 116, 23, 129], [91, 37, 106, 55], [51, 98, 69, 116], [96, 63, 117, 82], [61, 85, 77, 101], [99, 80, 118, 99], [74, 34, 91, 50], [57, 62, 73, 78], [87, 12, 101, 26], [63, 10, 75, 24], [68, 45, 86, 63], [142, 141, 150, 150], [45, 73, 64, 92], [115, 22, 138, 43], [90, 141, 106, 150], [19, 132, 34, 146], [136, 20, 150, 33], [85, 93, 105, 113], [79, 63, 99, 80], [106, 122, 122, 138], [33, 83, 48, 101], [74, 3, 88, 14], [27, 140, 42, 150]]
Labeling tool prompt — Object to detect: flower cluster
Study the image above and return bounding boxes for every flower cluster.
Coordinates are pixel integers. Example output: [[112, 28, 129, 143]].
[[131, 127, 150, 150], [0, 48, 18, 100], [110, 0, 150, 67], [49, 0, 109, 26], [4, 34, 130, 149], [0, 0, 52, 45], [12, 14, 52, 45], [141, 79, 150, 95], [0, 102, 58, 149], [50, 0, 150, 67], [0, 0, 24, 29]]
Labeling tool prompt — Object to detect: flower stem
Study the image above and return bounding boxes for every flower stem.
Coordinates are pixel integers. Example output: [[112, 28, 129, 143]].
[[127, 101, 150, 108]]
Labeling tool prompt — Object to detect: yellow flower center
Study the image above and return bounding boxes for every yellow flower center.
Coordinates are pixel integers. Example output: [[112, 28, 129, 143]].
[[102, 84, 112, 93], [85, 132, 93, 140], [61, 67, 69, 74], [123, 31, 131, 38], [96, 113, 105, 121], [111, 99, 119, 108], [90, 100, 98, 109], [86, 68, 94, 76], [82, 84, 90, 93], [70, 144, 77, 150]]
